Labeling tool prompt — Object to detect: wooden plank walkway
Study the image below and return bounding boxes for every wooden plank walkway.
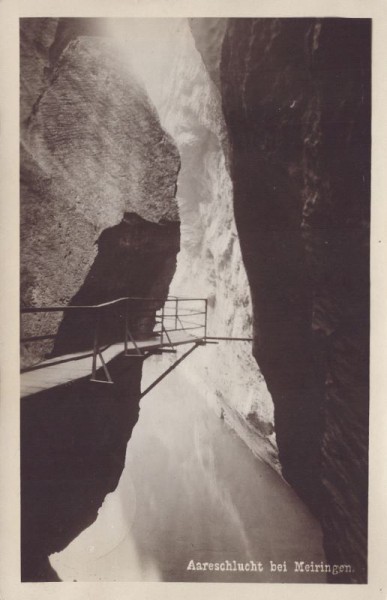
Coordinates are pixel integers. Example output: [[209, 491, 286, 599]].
[[21, 330, 202, 399]]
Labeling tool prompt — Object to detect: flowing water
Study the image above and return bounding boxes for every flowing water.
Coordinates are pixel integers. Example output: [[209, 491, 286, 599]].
[[50, 349, 326, 583]]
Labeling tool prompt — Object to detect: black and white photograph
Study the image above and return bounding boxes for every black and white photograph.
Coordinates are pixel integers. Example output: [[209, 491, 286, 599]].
[[17, 15, 371, 585], [1, 3, 385, 596]]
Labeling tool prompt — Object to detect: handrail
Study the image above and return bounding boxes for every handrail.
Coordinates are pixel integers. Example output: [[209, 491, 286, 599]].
[[20, 298, 254, 390], [21, 297, 129, 313], [20, 296, 208, 313], [21, 295, 209, 384]]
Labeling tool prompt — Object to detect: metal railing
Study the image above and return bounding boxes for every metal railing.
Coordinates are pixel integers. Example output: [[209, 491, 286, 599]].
[[21, 296, 208, 382]]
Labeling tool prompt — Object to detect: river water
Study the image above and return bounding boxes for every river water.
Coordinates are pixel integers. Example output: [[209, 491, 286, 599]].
[[50, 349, 326, 583]]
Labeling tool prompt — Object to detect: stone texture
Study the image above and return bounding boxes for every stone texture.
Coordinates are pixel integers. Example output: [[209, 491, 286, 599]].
[[20, 18, 59, 124], [20, 23, 180, 366], [153, 21, 277, 468], [189, 18, 228, 91], [219, 18, 370, 582]]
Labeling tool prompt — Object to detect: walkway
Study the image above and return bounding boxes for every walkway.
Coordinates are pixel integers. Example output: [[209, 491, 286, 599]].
[[21, 296, 207, 398], [20, 331, 202, 398]]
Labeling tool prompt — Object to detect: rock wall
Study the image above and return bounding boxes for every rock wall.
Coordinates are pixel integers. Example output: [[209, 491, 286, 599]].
[[20, 19, 180, 366], [20, 19, 182, 582], [52, 213, 179, 356], [150, 21, 277, 467], [219, 18, 370, 582], [189, 19, 228, 92]]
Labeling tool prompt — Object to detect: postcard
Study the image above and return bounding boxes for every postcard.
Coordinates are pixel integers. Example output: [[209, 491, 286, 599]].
[[1, 1, 386, 599]]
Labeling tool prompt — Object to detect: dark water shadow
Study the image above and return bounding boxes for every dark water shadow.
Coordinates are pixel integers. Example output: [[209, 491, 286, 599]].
[[20, 354, 143, 581]]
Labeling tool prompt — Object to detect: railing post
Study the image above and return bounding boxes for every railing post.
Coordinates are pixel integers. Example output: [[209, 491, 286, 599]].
[[175, 297, 178, 330], [124, 298, 129, 354], [91, 309, 100, 380], [204, 299, 208, 341], [161, 304, 165, 344]]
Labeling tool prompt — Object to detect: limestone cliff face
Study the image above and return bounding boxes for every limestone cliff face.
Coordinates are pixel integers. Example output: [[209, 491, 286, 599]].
[[188, 19, 228, 92], [147, 21, 277, 467], [218, 18, 370, 582], [20, 21, 180, 365], [20, 18, 59, 123]]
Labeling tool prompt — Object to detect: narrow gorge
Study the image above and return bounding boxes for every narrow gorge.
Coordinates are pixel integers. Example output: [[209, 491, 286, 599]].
[[20, 18, 370, 584]]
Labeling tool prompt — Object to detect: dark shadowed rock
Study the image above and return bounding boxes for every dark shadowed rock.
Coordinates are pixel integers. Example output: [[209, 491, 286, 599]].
[[52, 213, 180, 356], [219, 17, 370, 582]]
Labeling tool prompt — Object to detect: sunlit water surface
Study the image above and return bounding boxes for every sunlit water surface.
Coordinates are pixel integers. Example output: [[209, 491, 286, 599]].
[[50, 351, 325, 582]]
